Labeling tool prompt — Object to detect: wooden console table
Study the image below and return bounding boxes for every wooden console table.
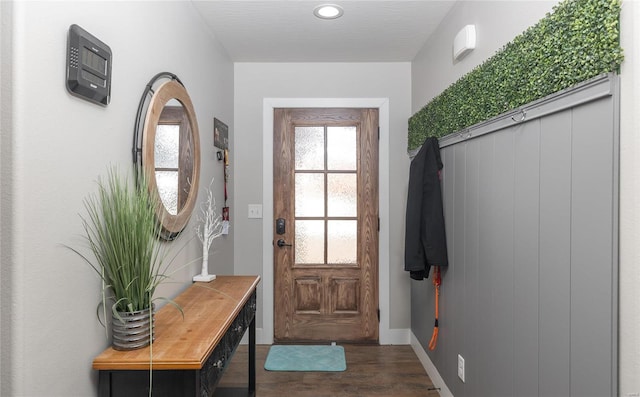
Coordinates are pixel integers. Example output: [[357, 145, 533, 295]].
[[93, 275, 260, 397]]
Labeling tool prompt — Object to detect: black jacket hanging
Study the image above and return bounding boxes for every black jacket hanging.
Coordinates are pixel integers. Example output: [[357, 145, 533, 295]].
[[404, 137, 448, 280]]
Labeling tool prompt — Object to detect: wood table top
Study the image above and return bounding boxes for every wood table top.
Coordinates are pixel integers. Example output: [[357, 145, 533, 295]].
[[92, 275, 260, 371]]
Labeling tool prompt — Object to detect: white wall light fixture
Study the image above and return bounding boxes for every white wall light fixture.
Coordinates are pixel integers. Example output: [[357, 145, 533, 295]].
[[453, 24, 476, 61], [314, 4, 344, 20]]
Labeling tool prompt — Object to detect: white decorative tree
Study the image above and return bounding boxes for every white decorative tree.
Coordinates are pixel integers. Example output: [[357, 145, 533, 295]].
[[193, 181, 224, 282]]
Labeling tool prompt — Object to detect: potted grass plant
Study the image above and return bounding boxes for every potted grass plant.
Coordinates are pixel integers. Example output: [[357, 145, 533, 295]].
[[68, 166, 177, 350]]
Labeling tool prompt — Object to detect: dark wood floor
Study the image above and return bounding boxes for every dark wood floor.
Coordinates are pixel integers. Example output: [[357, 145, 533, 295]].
[[217, 344, 440, 397]]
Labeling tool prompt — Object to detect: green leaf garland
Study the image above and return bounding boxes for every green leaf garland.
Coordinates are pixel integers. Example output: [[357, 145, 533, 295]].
[[408, 0, 623, 150]]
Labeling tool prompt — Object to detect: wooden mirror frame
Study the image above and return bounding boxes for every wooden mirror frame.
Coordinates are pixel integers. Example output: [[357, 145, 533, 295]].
[[138, 78, 201, 240]]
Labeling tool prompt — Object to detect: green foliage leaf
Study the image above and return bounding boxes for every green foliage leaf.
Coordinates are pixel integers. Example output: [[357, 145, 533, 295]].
[[408, 0, 624, 150], [72, 166, 169, 314]]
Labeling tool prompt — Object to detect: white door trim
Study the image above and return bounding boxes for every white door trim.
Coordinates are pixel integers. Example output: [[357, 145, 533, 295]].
[[261, 98, 397, 344]]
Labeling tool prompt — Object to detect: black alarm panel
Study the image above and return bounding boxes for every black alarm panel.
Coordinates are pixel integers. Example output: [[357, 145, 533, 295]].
[[66, 24, 112, 106]]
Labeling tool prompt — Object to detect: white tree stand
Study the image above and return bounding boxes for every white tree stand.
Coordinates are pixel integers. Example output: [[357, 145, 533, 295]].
[[193, 181, 223, 283], [193, 253, 216, 282]]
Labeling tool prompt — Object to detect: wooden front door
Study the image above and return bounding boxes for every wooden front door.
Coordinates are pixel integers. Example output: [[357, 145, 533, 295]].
[[273, 108, 379, 343]]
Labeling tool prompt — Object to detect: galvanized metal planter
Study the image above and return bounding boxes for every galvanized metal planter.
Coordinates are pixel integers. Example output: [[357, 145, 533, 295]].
[[111, 305, 155, 351]]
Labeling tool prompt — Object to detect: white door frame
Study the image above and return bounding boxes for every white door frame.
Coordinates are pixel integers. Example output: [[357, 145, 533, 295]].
[[261, 98, 400, 344]]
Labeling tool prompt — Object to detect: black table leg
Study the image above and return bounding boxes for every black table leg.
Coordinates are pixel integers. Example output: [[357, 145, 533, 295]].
[[248, 316, 256, 396]]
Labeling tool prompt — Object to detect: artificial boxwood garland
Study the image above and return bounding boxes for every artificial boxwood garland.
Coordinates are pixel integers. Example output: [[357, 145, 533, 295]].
[[408, 0, 623, 150]]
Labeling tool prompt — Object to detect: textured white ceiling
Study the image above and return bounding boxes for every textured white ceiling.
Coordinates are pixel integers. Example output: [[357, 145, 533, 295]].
[[191, 1, 457, 62]]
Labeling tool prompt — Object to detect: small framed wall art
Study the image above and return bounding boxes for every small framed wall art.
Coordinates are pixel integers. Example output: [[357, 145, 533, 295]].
[[214, 118, 229, 150]]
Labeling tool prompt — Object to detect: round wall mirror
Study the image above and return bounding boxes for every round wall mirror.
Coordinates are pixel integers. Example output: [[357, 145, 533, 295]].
[[133, 74, 200, 240]]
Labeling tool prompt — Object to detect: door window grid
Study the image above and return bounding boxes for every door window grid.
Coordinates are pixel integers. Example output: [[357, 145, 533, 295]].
[[294, 125, 358, 266]]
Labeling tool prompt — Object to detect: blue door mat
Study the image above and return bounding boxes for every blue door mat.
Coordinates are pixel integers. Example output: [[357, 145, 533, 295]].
[[264, 345, 347, 372]]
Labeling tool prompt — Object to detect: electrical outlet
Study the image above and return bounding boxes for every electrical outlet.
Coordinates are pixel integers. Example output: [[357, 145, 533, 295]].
[[457, 354, 465, 383], [248, 204, 263, 219]]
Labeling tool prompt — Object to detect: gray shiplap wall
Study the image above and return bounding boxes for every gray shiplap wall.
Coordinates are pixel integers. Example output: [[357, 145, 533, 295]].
[[411, 74, 619, 397]]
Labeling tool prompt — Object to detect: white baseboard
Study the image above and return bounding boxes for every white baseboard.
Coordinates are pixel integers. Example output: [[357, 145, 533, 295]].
[[410, 331, 454, 397], [380, 327, 411, 345]]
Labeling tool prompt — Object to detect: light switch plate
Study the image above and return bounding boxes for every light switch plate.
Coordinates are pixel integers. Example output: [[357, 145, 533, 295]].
[[248, 204, 263, 219]]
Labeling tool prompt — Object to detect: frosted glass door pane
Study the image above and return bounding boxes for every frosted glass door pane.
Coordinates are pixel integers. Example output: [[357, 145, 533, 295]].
[[327, 126, 356, 170], [328, 174, 357, 217], [295, 173, 325, 217], [155, 125, 179, 168], [155, 171, 178, 215], [295, 126, 324, 170], [295, 220, 325, 264], [328, 220, 357, 264]]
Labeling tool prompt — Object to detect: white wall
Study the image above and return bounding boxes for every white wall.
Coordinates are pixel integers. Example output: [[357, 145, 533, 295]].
[[619, 1, 640, 395], [233, 62, 412, 342], [0, 1, 9, 394], [1, 1, 233, 395], [412, 1, 640, 395]]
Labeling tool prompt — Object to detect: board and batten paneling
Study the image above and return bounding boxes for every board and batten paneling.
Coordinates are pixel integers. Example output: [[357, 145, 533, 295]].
[[411, 74, 619, 397]]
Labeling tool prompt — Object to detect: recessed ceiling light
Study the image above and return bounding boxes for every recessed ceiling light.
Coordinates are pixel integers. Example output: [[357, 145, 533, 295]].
[[314, 4, 344, 20]]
